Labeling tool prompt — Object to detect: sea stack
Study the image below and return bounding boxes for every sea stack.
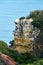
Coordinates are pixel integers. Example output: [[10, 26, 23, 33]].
[[14, 18, 40, 53]]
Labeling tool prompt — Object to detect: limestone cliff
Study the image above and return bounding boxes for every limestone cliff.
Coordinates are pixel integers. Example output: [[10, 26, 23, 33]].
[[14, 18, 40, 53]]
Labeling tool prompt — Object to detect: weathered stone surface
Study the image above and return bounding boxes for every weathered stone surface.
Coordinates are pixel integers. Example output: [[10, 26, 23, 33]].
[[14, 18, 40, 53]]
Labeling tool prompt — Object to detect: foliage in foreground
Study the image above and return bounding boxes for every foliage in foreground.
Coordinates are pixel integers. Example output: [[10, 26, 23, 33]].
[[17, 59, 43, 65], [0, 40, 36, 64]]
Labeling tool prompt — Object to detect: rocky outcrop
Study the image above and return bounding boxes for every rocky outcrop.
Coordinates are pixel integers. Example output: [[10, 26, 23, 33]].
[[14, 18, 40, 53], [0, 54, 17, 65]]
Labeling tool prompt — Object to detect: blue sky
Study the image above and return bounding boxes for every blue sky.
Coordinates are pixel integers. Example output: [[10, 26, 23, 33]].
[[0, 0, 43, 45]]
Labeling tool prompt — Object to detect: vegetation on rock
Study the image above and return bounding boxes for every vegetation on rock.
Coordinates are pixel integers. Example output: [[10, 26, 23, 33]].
[[27, 10, 43, 28]]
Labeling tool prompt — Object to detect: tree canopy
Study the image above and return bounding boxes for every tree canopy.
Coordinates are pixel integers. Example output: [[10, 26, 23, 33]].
[[27, 10, 43, 28]]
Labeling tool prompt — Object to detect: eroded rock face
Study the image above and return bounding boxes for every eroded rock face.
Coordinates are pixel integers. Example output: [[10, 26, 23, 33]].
[[0, 54, 17, 65], [14, 18, 40, 53]]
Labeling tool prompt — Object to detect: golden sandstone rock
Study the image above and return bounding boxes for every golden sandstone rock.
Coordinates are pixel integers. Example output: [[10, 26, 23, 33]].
[[14, 18, 40, 53]]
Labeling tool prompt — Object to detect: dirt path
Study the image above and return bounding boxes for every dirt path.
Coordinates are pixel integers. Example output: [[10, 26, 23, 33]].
[[0, 54, 17, 65]]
